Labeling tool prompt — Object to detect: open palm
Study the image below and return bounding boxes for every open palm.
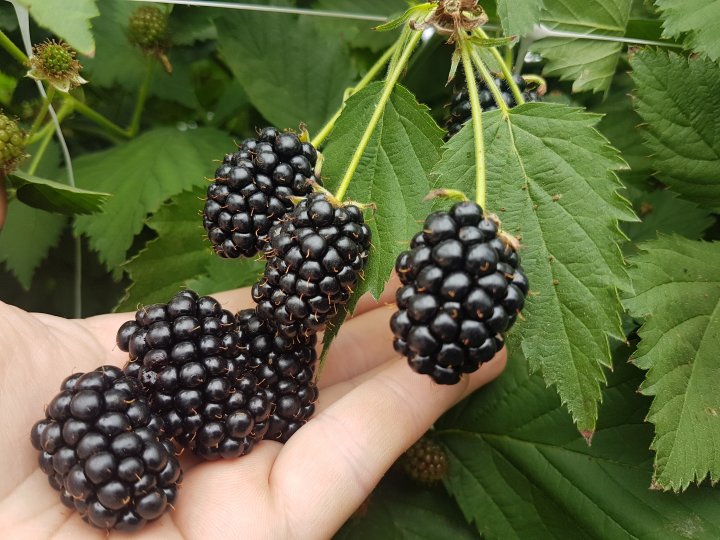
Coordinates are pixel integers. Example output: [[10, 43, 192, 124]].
[[0, 284, 506, 539]]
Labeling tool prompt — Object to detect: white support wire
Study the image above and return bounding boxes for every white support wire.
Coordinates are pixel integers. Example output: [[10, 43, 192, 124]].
[[8, 0, 83, 318], [130, 0, 682, 50]]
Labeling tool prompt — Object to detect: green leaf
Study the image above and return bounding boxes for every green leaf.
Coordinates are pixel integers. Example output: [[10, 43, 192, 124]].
[[16, 0, 99, 56], [432, 103, 635, 433], [630, 50, 720, 211], [496, 0, 544, 36], [73, 127, 230, 273], [623, 190, 714, 248], [322, 82, 444, 302], [0, 200, 65, 289], [374, 3, 433, 32], [187, 256, 263, 298], [437, 347, 720, 539], [314, 0, 406, 52], [654, 0, 720, 61], [117, 188, 263, 311], [215, 12, 355, 132], [624, 237, 720, 492], [9, 170, 110, 215], [336, 479, 478, 540], [595, 72, 651, 185], [532, 0, 633, 93]]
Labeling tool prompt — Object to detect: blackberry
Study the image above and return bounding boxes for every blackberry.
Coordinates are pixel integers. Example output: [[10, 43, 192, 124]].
[[0, 113, 26, 174], [30, 366, 181, 531], [128, 6, 168, 51], [399, 435, 448, 485], [390, 201, 528, 384], [203, 126, 321, 259], [117, 290, 273, 459], [444, 75, 539, 140], [27, 40, 86, 92], [251, 192, 372, 339], [235, 309, 318, 442]]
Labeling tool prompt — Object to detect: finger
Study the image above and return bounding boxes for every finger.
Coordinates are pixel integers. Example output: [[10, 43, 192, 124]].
[[268, 349, 507, 538], [350, 273, 400, 318]]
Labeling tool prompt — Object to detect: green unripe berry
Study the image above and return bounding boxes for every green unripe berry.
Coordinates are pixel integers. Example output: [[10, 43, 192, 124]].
[[399, 435, 449, 485], [128, 6, 169, 50], [27, 40, 86, 93], [0, 113, 26, 174]]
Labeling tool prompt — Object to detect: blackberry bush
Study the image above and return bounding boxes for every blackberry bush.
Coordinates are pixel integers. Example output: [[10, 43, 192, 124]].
[[203, 126, 321, 259], [444, 74, 539, 140], [236, 309, 319, 442], [117, 290, 272, 459], [390, 201, 527, 385], [251, 191, 372, 339], [399, 435, 448, 485], [30, 366, 181, 531]]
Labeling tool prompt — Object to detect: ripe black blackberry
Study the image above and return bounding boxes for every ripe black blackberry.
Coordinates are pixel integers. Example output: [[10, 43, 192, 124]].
[[251, 192, 372, 339], [399, 435, 448, 485], [30, 366, 181, 531], [391, 201, 528, 385], [444, 75, 540, 140], [117, 290, 273, 459], [235, 309, 319, 442], [203, 126, 321, 259]]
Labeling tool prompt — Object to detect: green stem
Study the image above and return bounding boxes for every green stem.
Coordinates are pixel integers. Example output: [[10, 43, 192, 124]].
[[68, 97, 129, 139], [27, 101, 74, 174], [469, 46, 509, 114], [333, 30, 422, 202], [475, 28, 525, 105], [127, 57, 155, 137], [0, 29, 28, 65], [27, 128, 54, 175], [460, 38, 487, 210], [311, 41, 399, 148], [27, 86, 56, 140]]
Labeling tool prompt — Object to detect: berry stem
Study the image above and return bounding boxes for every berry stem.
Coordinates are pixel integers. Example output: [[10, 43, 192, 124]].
[[468, 46, 509, 114], [459, 37, 487, 210], [128, 57, 156, 138], [474, 28, 525, 105], [333, 29, 422, 202], [26, 86, 56, 140], [0, 29, 28, 65], [311, 41, 399, 148], [68, 97, 130, 139]]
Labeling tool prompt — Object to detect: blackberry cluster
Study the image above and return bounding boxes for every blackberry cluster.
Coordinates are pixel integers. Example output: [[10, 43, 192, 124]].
[[117, 290, 272, 459], [391, 201, 528, 384], [203, 126, 321, 259], [30, 366, 181, 531], [128, 6, 168, 51], [235, 309, 319, 442], [0, 113, 25, 174], [399, 435, 448, 485], [445, 75, 539, 140], [251, 192, 372, 339]]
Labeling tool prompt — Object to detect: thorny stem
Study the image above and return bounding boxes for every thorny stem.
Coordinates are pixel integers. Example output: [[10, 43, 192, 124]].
[[333, 30, 423, 202], [311, 42, 398, 148], [459, 37, 487, 210]]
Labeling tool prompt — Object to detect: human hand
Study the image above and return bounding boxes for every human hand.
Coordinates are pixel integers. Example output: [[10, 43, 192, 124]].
[[0, 282, 506, 539]]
